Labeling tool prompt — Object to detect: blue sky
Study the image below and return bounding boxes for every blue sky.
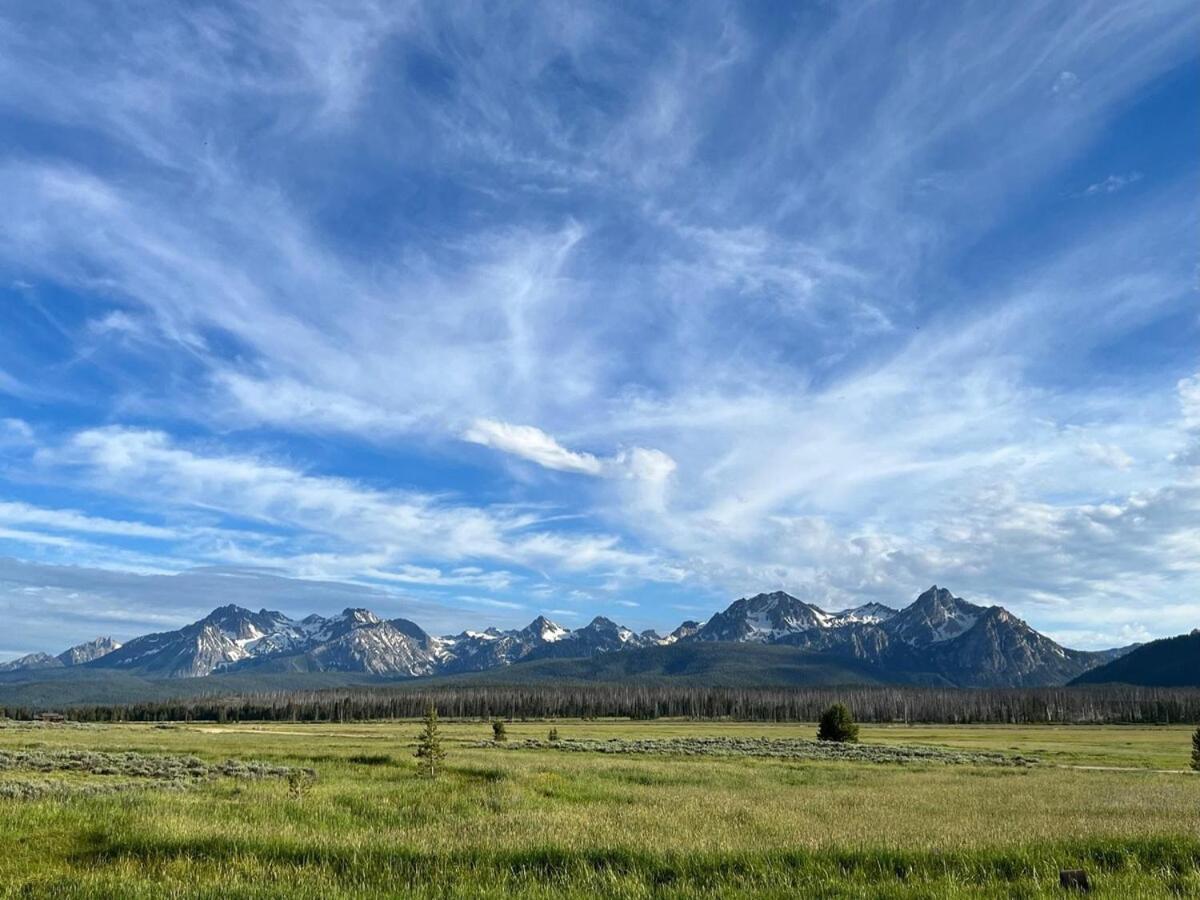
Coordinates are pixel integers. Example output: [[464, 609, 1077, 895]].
[[0, 1, 1197, 657]]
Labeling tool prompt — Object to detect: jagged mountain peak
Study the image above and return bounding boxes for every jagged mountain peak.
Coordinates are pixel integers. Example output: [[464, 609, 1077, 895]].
[[521, 615, 568, 642], [339, 607, 382, 626], [830, 603, 897, 626], [200, 604, 293, 637], [665, 620, 703, 644], [912, 585, 964, 609], [57, 636, 122, 666], [202, 603, 257, 623], [886, 586, 985, 645], [579, 616, 643, 643], [744, 590, 805, 609], [694, 591, 828, 643]]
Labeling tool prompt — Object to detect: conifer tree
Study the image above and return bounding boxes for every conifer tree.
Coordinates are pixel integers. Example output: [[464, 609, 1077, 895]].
[[492, 719, 507, 742], [414, 705, 446, 777], [817, 703, 859, 743], [1191, 726, 1200, 773]]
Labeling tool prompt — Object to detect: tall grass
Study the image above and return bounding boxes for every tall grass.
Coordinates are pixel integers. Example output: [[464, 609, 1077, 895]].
[[0, 720, 1196, 897]]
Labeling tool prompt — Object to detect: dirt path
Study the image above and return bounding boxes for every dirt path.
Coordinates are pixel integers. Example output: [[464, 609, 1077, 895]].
[[190, 726, 388, 738], [1057, 764, 1197, 774]]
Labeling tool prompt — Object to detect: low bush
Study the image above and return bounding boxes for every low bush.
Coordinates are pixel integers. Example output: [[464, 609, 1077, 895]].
[[0, 749, 316, 801], [482, 736, 1037, 766]]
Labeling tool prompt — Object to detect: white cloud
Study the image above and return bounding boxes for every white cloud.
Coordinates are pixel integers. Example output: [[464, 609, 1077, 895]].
[[1179, 371, 1200, 429], [0, 2, 1196, 649], [1051, 70, 1081, 98], [0, 501, 178, 540], [464, 419, 604, 475], [42, 425, 674, 585], [1081, 441, 1134, 471], [1083, 172, 1143, 196], [463, 418, 677, 485], [455, 596, 526, 610], [214, 372, 412, 434], [0, 418, 33, 445]]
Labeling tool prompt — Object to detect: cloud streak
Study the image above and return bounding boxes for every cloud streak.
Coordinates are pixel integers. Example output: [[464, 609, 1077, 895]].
[[0, 2, 1196, 649]]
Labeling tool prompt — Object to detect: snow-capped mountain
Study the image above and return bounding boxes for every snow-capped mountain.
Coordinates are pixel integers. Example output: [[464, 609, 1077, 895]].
[[0, 585, 1136, 687], [663, 620, 703, 643], [526, 616, 656, 660], [694, 591, 833, 642], [95, 605, 300, 678], [883, 586, 983, 645], [437, 617, 566, 673], [674, 585, 1118, 687], [829, 603, 897, 627]]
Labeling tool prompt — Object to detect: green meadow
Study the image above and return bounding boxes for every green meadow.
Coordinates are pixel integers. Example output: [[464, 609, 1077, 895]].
[[1, 719, 1197, 898]]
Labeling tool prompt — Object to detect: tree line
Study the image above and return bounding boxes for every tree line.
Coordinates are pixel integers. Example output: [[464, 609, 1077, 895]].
[[6, 683, 1200, 724]]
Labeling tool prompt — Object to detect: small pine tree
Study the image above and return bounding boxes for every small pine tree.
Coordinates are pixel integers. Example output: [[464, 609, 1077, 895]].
[[817, 703, 860, 743], [492, 719, 507, 742], [414, 705, 446, 777], [548, 727, 559, 742], [1191, 726, 1200, 773]]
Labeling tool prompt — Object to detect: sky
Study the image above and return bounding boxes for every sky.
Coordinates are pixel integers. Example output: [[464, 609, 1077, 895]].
[[0, 1, 1198, 658]]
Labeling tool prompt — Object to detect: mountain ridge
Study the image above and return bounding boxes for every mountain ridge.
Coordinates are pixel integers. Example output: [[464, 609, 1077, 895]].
[[1, 585, 1141, 688], [1070, 631, 1198, 687], [0, 636, 123, 673]]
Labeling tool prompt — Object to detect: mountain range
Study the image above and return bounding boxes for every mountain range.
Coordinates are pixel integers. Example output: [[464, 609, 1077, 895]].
[[0, 586, 1139, 689]]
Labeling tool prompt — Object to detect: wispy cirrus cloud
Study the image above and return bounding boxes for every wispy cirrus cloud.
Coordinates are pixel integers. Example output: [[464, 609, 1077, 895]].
[[0, 1, 1196, 650], [1082, 172, 1144, 196]]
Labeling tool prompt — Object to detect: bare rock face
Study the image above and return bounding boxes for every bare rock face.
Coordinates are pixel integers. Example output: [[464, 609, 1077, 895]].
[[57, 636, 122, 666]]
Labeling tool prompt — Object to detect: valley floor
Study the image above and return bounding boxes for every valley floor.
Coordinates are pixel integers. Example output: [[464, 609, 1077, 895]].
[[0, 719, 1197, 898]]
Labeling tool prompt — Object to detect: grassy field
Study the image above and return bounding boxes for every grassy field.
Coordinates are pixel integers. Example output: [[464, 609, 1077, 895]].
[[0, 719, 1197, 898]]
